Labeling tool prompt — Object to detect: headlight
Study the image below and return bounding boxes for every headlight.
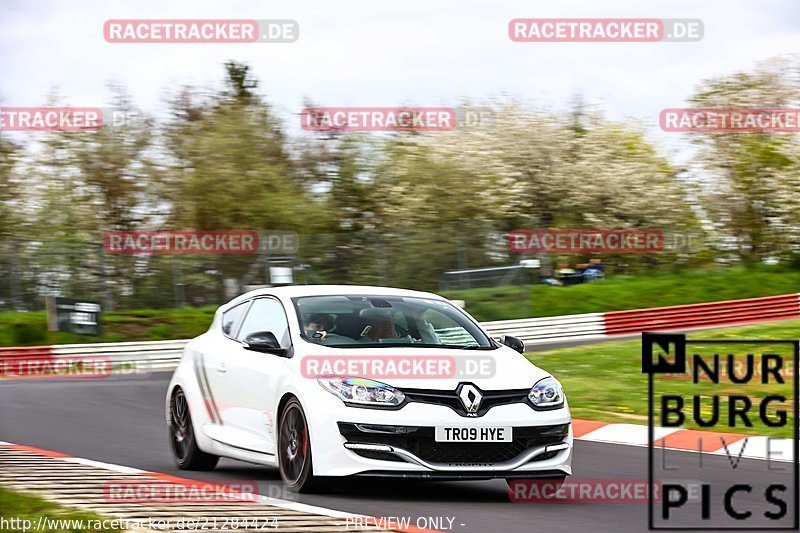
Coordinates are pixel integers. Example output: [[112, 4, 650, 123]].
[[528, 377, 564, 409], [318, 377, 405, 407]]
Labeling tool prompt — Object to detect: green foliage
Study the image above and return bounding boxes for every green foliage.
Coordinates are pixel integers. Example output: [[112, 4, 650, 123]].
[[0, 307, 215, 346], [3, 58, 800, 309], [1, 266, 798, 344], [9, 322, 47, 345], [0, 136, 19, 239], [689, 57, 800, 262]]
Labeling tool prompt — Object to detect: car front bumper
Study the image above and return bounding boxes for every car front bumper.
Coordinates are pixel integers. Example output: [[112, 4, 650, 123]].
[[302, 387, 573, 478]]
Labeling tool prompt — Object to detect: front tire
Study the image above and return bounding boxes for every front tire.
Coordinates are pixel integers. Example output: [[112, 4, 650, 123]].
[[278, 398, 333, 493], [169, 388, 219, 470]]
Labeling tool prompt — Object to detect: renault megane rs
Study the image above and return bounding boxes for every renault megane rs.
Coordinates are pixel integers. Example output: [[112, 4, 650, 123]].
[[166, 285, 572, 492]]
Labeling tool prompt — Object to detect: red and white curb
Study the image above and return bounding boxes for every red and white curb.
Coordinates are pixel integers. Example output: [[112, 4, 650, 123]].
[[0, 441, 435, 533], [572, 419, 794, 462]]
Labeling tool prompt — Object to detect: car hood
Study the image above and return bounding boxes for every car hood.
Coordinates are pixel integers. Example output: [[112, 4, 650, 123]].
[[294, 345, 552, 391]]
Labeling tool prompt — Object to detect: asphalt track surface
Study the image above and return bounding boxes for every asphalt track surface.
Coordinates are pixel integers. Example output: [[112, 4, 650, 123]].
[[1, 372, 796, 533]]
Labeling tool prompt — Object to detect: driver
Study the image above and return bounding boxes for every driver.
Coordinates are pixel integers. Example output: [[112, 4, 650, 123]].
[[359, 308, 400, 341], [366, 316, 398, 341], [304, 313, 334, 340]]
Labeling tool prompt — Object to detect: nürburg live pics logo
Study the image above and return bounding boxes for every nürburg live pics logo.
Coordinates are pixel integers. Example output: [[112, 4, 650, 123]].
[[643, 332, 799, 530]]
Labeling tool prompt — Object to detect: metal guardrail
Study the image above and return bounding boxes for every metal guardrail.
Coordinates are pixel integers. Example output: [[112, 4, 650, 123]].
[[52, 340, 189, 371], [481, 313, 607, 346], [604, 293, 800, 335], [0, 340, 188, 373], [1, 293, 798, 373]]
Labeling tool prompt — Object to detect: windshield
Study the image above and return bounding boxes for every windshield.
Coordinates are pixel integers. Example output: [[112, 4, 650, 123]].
[[292, 295, 494, 349]]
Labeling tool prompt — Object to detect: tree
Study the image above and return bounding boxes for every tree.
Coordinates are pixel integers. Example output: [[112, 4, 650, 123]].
[[0, 136, 19, 238], [163, 62, 301, 231], [384, 103, 699, 275], [688, 57, 800, 262], [160, 61, 312, 300]]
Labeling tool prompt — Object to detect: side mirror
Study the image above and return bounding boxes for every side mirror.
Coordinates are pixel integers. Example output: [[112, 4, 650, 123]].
[[498, 335, 525, 354], [243, 331, 288, 357]]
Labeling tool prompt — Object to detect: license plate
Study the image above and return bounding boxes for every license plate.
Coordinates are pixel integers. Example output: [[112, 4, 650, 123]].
[[434, 426, 512, 442]]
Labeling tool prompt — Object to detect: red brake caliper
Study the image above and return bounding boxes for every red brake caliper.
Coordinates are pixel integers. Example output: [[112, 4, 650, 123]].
[[301, 429, 307, 456]]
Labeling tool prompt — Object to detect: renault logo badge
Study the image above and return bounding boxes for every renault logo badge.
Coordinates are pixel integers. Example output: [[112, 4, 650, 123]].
[[457, 384, 482, 416]]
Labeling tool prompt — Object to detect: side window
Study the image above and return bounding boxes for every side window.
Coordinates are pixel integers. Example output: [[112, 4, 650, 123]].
[[221, 302, 249, 338], [237, 298, 291, 347]]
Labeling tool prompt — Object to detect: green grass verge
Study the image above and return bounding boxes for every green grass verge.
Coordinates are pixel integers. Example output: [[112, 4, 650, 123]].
[[528, 318, 800, 438], [445, 265, 800, 321], [0, 486, 122, 532], [0, 307, 216, 347]]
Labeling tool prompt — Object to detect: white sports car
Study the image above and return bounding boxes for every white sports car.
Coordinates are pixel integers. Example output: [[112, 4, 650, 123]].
[[165, 285, 572, 492]]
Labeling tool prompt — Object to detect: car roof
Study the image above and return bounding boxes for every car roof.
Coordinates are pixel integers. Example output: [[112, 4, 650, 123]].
[[221, 285, 447, 311], [243, 284, 443, 299]]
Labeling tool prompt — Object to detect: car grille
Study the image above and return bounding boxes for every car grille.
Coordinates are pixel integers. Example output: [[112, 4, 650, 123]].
[[402, 387, 531, 417], [339, 423, 568, 465]]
